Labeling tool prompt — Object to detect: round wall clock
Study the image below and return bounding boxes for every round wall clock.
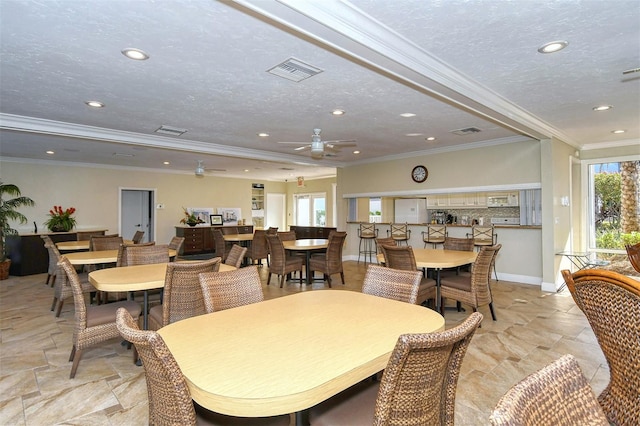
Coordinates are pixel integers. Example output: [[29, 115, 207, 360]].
[[411, 165, 428, 183]]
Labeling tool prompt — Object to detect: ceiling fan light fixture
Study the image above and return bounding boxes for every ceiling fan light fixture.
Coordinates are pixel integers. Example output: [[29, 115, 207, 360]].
[[537, 40, 568, 54]]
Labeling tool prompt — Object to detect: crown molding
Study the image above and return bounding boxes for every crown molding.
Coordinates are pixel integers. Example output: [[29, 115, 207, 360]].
[[579, 138, 640, 151]]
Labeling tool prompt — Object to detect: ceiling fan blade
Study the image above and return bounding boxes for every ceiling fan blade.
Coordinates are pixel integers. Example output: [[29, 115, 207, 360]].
[[294, 145, 311, 151], [278, 141, 310, 145], [322, 139, 356, 144]]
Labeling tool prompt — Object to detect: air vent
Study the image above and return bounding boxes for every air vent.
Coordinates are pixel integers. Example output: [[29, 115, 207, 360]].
[[267, 58, 323, 82], [155, 125, 187, 136], [450, 127, 482, 136]]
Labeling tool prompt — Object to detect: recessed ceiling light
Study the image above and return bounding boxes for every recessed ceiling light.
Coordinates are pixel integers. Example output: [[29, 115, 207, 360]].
[[405, 133, 423, 137], [244, 169, 250, 172], [331, 109, 345, 116], [46, 150, 54, 155], [353, 150, 360, 154], [426, 137, 436, 141], [85, 100, 104, 108], [163, 161, 170, 165], [537, 40, 568, 54], [121, 48, 149, 60], [611, 129, 626, 134], [592, 105, 613, 111], [400, 113, 416, 117], [257, 132, 269, 137]]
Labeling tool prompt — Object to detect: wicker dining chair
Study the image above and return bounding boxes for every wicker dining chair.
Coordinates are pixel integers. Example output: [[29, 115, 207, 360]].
[[440, 245, 499, 320], [90, 235, 124, 251], [443, 236, 475, 252], [212, 228, 228, 262], [168, 236, 185, 259], [361, 264, 422, 304], [625, 242, 640, 274], [247, 229, 269, 266], [379, 244, 437, 306], [276, 230, 296, 241], [58, 256, 141, 378], [148, 257, 221, 331], [116, 241, 156, 267], [265, 234, 303, 288], [131, 230, 145, 244], [489, 354, 608, 426], [308, 231, 348, 288], [224, 244, 247, 269], [199, 265, 264, 313], [309, 312, 483, 425], [561, 268, 640, 425], [47, 242, 96, 317], [116, 308, 292, 426], [41, 235, 58, 286]]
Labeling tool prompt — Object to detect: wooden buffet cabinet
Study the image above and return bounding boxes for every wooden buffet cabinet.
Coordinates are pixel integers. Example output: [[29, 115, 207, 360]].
[[176, 225, 254, 255], [289, 226, 337, 239]]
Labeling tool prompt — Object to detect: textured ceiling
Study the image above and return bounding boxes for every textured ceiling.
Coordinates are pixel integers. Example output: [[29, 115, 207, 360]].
[[0, 0, 638, 181]]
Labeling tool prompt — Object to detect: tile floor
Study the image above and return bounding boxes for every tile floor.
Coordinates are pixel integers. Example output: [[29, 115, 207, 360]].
[[0, 261, 610, 425]]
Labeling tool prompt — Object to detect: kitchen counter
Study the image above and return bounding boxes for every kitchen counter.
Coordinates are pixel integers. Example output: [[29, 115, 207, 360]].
[[347, 222, 540, 229]]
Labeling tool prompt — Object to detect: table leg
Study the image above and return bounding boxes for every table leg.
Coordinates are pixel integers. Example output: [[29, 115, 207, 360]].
[[435, 269, 441, 312], [295, 409, 309, 426], [305, 251, 312, 284]]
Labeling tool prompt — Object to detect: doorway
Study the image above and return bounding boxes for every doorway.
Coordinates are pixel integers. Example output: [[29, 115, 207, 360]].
[[266, 193, 285, 230], [120, 188, 155, 243]]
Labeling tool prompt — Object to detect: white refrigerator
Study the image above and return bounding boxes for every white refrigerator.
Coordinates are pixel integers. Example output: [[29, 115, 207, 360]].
[[394, 198, 428, 224]]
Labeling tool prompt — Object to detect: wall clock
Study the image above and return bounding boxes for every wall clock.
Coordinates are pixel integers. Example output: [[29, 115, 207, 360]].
[[411, 165, 428, 183]]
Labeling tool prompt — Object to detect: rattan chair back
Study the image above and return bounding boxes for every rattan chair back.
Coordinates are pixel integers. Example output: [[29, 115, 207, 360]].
[[58, 256, 141, 378], [374, 312, 483, 425], [121, 243, 167, 267], [47, 241, 93, 316], [380, 244, 418, 271], [625, 242, 640, 273], [90, 235, 124, 251], [375, 237, 396, 255], [159, 257, 221, 326], [423, 224, 447, 247], [266, 227, 278, 235], [116, 241, 155, 267], [362, 264, 421, 304], [265, 234, 303, 287], [225, 244, 247, 268], [277, 230, 296, 241], [212, 229, 227, 261], [490, 354, 608, 425], [131, 230, 145, 244], [561, 268, 640, 425], [116, 308, 198, 425], [43, 238, 60, 286], [76, 231, 105, 241], [248, 229, 269, 265], [168, 236, 185, 254], [199, 265, 264, 313], [443, 237, 474, 251]]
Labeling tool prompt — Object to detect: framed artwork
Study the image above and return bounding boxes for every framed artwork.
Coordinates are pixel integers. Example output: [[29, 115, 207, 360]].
[[210, 214, 223, 226], [217, 208, 241, 226], [187, 207, 214, 226]]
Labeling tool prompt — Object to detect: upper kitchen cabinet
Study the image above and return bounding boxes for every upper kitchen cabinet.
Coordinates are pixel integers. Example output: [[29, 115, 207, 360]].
[[487, 192, 519, 208], [430, 192, 487, 208]]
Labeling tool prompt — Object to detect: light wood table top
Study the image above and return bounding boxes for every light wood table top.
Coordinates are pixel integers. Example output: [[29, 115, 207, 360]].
[[56, 239, 133, 251], [157, 290, 444, 417], [89, 261, 234, 292], [222, 234, 254, 243], [282, 238, 328, 250], [64, 249, 177, 265], [378, 248, 477, 269]]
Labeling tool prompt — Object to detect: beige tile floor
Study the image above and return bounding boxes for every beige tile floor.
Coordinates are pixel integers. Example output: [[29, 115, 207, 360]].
[[0, 261, 609, 425]]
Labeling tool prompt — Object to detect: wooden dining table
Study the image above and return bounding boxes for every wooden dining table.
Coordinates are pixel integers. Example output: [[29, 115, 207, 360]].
[[378, 248, 478, 310], [63, 248, 177, 265], [222, 233, 254, 245], [283, 238, 329, 284], [88, 261, 235, 329], [56, 239, 133, 251], [157, 290, 445, 424]]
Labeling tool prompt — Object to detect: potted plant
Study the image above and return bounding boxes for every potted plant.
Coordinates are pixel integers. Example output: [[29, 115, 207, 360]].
[[180, 207, 205, 227], [0, 181, 35, 280], [44, 205, 77, 232]]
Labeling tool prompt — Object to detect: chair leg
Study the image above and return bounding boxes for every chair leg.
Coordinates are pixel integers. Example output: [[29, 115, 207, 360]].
[[326, 275, 332, 288], [51, 296, 58, 311], [439, 297, 445, 315], [55, 300, 64, 317], [489, 302, 497, 321], [279, 275, 285, 288], [50, 275, 56, 288], [456, 301, 462, 312], [45, 274, 51, 286], [339, 272, 345, 284], [69, 347, 84, 379], [267, 273, 272, 286]]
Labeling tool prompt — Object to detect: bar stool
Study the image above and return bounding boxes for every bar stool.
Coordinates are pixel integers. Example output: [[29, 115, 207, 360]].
[[422, 224, 447, 248], [387, 223, 411, 246], [468, 225, 498, 280], [358, 223, 378, 264]]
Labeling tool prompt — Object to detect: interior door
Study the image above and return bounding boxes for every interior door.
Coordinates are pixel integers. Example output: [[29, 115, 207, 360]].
[[121, 189, 153, 242], [266, 193, 285, 230]]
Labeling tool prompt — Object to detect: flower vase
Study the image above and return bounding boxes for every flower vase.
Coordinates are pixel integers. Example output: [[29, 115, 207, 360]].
[[187, 222, 197, 227]]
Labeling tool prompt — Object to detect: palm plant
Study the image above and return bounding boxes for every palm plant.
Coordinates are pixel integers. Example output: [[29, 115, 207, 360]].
[[0, 181, 35, 262]]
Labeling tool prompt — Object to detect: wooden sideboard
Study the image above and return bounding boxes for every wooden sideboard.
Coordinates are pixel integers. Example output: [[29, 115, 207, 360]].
[[289, 226, 337, 239], [6, 229, 107, 276], [176, 225, 253, 255]]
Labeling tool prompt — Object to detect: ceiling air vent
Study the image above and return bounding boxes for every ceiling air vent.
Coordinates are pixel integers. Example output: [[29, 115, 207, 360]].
[[155, 125, 187, 137], [267, 58, 323, 82], [450, 127, 482, 136]]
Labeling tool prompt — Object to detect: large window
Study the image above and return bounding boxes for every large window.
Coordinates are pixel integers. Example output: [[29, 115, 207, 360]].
[[294, 193, 326, 226], [586, 159, 639, 254]]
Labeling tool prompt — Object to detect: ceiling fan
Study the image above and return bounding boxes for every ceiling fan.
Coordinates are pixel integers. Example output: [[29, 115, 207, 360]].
[[194, 160, 226, 177], [278, 128, 356, 159]]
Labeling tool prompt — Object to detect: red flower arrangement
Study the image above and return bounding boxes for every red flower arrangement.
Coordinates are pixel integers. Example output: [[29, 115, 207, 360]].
[[44, 205, 77, 232]]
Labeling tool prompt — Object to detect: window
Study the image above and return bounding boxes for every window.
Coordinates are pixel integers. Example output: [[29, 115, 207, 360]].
[[585, 159, 639, 254], [369, 197, 382, 223], [294, 193, 326, 226]]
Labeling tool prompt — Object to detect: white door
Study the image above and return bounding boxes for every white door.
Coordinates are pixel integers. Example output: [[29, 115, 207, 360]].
[[266, 193, 285, 230], [121, 189, 154, 242]]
